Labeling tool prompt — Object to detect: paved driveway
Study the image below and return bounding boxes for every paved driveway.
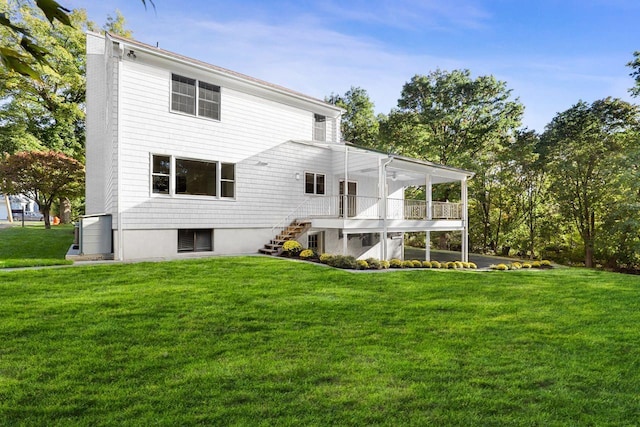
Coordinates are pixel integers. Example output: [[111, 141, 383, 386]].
[[405, 247, 529, 269]]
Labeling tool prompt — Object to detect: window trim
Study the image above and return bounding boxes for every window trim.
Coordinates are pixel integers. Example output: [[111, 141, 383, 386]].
[[304, 171, 326, 195], [150, 154, 236, 200], [170, 73, 221, 121]]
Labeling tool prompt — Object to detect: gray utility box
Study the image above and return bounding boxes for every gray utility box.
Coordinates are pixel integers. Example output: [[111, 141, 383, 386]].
[[80, 214, 112, 256]]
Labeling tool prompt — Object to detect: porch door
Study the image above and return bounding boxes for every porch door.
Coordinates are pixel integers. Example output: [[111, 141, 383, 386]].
[[339, 181, 357, 218]]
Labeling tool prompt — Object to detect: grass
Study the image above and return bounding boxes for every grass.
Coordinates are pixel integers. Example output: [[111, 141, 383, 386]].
[[0, 224, 74, 268], [1, 257, 640, 425]]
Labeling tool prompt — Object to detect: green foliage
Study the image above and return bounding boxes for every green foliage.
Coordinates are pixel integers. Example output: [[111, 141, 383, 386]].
[[628, 51, 640, 98], [356, 260, 369, 270], [411, 260, 422, 268], [446, 262, 457, 269], [468, 262, 478, 269], [492, 263, 508, 271], [0, 151, 84, 228], [532, 261, 541, 268], [522, 263, 532, 269], [326, 255, 357, 269], [422, 260, 432, 268], [380, 260, 390, 269], [389, 259, 403, 268], [299, 249, 314, 259], [327, 86, 379, 148], [319, 253, 333, 264], [401, 260, 414, 268], [365, 258, 381, 270], [282, 240, 302, 256], [431, 260, 441, 269]]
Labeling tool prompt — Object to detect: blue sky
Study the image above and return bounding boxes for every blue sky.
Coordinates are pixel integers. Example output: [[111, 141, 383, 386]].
[[70, 0, 639, 132]]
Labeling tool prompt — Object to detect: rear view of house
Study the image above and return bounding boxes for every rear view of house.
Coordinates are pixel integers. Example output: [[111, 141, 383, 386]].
[[83, 32, 473, 262]]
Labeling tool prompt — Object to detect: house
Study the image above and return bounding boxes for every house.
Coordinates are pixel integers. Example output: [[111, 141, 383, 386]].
[[82, 32, 474, 262], [1, 194, 42, 221]]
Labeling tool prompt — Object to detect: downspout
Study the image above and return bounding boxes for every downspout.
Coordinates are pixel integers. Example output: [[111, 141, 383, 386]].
[[116, 41, 125, 261], [380, 156, 394, 260]]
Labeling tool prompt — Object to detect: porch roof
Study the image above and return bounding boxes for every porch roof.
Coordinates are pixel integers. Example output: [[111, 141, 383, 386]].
[[289, 140, 475, 185]]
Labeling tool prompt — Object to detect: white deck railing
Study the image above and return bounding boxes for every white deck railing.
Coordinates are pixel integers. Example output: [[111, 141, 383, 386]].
[[273, 197, 463, 234]]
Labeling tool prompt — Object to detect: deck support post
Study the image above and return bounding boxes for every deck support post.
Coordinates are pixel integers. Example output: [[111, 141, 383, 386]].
[[461, 177, 469, 263]]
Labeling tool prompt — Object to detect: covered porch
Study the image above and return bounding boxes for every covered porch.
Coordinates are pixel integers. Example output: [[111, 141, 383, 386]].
[[282, 141, 475, 261]]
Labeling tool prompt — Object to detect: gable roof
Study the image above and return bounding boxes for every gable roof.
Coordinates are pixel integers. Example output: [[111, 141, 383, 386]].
[[104, 32, 343, 117]]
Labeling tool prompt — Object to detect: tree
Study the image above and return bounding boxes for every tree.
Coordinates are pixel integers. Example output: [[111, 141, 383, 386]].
[[392, 69, 523, 167], [540, 98, 639, 268], [0, 3, 93, 159], [628, 51, 640, 98], [0, 0, 151, 79], [0, 151, 84, 228], [327, 87, 380, 147]]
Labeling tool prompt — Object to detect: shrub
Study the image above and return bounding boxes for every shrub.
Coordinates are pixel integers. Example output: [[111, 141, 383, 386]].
[[356, 260, 369, 270], [389, 259, 403, 268], [327, 255, 357, 269], [319, 253, 334, 264], [446, 262, 457, 269], [454, 261, 464, 269], [411, 260, 422, 268], [492, 263, 508, 271], [380, 260, 390, 269], [522, 262, 532, 269], [422, 261, 432, 268], [532, 260, 541, 268], [365, 258, 381, 270], [468, 262, 478, 269], [299, 249, 314, 259], [402, 260, 414, 268], [282, 240, 302, 256], [431, 261, 441, 269], [541, 260, 552, 267], [461, 262, 470, 269]]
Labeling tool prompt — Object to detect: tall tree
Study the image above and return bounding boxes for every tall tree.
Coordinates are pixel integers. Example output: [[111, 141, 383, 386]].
[[327, 87, 380, 147], [0, 151, 84, 228], [628, 51, 640, 98], [540, 98, 639, 268], [0, 3, 94, 159], [392, 69, 523, 167]]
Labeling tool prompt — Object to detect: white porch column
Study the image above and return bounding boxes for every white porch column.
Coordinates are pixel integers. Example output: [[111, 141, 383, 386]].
[[461, 177, 469, 263], [343, 231, 348, 256], [4, 195, 13, 223]]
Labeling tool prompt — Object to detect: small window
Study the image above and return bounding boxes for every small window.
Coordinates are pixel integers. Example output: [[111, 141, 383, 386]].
[[305, 172, 326, 195], [171, 74, 220, 120], [178, 229, 213, 252], [220, 163, 235, 198], [313, 114, 326, 141], [152, 155, 171, 194]]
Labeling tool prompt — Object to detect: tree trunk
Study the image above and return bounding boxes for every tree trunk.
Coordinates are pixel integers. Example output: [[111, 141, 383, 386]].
[[42, 207, 51, 229], [60, 197, 71, 224], [584, 211, 595, 268]]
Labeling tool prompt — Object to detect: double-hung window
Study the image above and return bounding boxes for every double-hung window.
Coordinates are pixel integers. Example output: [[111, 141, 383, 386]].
[[313, 114, 326, 141], [152, 155, 235, 198], [305, 172, 325, 195], [171, 74, 220, 120]]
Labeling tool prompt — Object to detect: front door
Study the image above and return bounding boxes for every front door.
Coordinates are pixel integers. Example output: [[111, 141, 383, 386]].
[[339, 181, 357, 218]]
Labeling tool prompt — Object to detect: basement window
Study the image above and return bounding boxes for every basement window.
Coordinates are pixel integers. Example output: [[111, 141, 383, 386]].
[[178, 229, 213, 252]]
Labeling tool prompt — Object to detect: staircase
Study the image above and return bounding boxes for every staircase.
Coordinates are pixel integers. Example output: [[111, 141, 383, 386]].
[[259, 220, 311, 255]]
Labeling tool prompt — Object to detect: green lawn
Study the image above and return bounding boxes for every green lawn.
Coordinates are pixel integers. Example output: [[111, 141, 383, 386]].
[[0, 224, 74, 268], [1, 257, 639, 425]]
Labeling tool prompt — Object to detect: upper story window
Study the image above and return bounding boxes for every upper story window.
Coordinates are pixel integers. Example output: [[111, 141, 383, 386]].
[[305, 172, 325, 195], [313, 114, 326, 141], [152, 155, 234, 198], [171, 74, 220, 120]]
